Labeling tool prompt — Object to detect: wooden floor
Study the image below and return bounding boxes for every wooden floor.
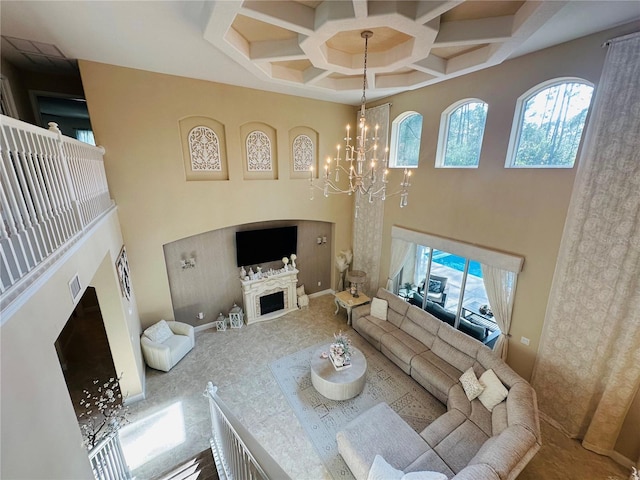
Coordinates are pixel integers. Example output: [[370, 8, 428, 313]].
[[152, 448, 218, 480]]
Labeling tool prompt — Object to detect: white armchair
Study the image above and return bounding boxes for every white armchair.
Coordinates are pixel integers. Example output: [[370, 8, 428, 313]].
[[141, 319, 195, 372]]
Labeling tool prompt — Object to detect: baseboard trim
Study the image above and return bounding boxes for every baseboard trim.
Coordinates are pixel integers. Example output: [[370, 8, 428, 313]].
[[309, 289, 334, 299], [125, 390, 145, 405], [195, 322, 217, 333]]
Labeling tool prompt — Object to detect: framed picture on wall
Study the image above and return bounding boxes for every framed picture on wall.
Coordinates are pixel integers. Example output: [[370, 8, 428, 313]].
[[116, 246, 131, 302]]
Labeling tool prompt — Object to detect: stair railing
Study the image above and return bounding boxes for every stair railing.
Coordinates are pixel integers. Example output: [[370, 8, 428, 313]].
[[205, 382, 291, 480], [88, 431, 131, 480]]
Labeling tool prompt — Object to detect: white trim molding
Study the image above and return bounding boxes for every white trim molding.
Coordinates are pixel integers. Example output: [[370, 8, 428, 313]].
[[391, 225, 524, 273]]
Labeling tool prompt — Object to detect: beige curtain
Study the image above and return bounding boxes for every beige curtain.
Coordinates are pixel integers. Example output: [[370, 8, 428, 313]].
[[352, 104, 390, 296], [386, 238, 415, 290], [531, 32, 640, 462], [480, 265, 517, 360]]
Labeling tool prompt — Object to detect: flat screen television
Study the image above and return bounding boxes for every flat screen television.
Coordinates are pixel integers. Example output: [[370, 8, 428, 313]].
[[235, 226, 297, 267]]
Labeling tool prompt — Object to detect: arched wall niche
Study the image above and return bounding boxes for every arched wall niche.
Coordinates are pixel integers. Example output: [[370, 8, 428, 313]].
[[163, 219, 332, 326], [178, 116, 229, 181]]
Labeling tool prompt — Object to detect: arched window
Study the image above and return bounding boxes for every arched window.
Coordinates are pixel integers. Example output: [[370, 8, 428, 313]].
[[188, 126, 221, 171], [389, 111, 423, 168], [435, 99, 488, 168], [506, 78, 594, 168]]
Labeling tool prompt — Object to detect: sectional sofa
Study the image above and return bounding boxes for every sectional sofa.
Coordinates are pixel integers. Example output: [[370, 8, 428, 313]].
[[336, 288, 541, 480]]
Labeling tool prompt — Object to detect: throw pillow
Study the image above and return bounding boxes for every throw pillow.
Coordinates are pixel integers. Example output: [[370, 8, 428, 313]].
[[296, 285, 306, 297], [144, 319, 173, 343], [367, 455, 403, 480], [403, 472, 448, 480], [370, 297, 388, 321], [367, 456, 448, 480], [460, 367, 485, 401], [428, 279, 442, 293], [478, 369, 509, 412]]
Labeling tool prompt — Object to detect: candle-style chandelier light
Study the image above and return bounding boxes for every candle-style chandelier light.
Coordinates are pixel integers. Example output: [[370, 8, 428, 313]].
[[309, 30, 411, 217]]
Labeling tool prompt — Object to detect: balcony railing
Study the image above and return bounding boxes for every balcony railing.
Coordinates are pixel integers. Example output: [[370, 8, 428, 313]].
[[205, 382, 291, 480], [88, 432, 131, 480], [0, 115, 114, 311]]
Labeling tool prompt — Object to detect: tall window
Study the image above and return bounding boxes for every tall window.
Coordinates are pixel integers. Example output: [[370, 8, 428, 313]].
[[389, 111, 423, 168], [75, 129, 96, 146], [436, 99, 488, 168], [506, 79, 594, 168]]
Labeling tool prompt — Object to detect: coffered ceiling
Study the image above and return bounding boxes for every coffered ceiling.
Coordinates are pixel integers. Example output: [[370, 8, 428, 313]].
[[1, 1, 639, 104], [204, 0, 558, 93]]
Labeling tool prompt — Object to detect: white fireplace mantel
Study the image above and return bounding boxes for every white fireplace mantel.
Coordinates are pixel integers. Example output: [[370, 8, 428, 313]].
[[241, 268, 298, 324]]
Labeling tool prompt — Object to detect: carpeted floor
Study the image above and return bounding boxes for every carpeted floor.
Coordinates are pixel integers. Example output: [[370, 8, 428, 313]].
[[270, 335, 445, 479], [119, 294, 631, 480]]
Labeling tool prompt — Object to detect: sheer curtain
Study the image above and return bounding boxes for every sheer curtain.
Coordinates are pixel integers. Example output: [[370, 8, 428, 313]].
[[386, 238, 415, 290], [352, 104, 389, 295], [531, 32, 640, 463], [481, 265, 517, 360]]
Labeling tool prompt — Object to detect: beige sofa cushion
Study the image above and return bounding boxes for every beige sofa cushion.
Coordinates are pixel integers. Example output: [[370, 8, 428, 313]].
[[376, 288, 410, 327], [400, 305, 440, 349], [337, 403, 431, 480], [354, 314, 398, 350], [431, 324, 482, 374], [403, 449, 454, 478], [380, 329, 428, 374], [468, 425, 539, 479]]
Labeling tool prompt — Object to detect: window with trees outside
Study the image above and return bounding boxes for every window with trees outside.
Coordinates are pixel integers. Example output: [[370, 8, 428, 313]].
[[506, 79, 594, 168], [436, 99, 488, 168], [389, 111, 423, 168]]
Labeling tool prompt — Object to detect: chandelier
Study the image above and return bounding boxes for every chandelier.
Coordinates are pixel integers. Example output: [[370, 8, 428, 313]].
[[309, 30, 411, 217]]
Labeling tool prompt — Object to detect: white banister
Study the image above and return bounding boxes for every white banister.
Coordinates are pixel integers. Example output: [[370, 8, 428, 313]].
[[0, 115, 114, 308], [88, 432, 131, 480], [205, 382, 291, 480]]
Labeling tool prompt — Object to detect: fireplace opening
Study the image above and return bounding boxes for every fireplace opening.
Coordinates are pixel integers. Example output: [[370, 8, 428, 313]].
[[260, 291, 285, 315]]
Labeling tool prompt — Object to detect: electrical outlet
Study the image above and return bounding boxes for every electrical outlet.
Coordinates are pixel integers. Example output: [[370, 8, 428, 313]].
[[520, 336, 530, 346], [318, 281, 321, 286]]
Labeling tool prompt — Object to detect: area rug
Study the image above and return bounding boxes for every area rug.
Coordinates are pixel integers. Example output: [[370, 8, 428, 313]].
[[270, 334, 446, 480]]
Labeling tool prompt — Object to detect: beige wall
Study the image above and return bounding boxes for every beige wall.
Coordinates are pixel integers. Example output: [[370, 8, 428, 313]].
[[79, 61, 354, 329], [0, 210, 144, 479], [377, 26, 633, 381]]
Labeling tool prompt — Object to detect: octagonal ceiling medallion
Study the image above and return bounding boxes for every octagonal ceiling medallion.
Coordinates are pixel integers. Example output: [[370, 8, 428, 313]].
[[204, 0, 564, 97]]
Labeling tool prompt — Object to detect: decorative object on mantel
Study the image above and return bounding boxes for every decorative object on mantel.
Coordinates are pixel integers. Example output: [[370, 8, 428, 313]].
[[215, 312, 227, 331], [290, 253, 297, 269], [335, 249, 353, 291], [347, 270, 367, 298], [282, 256, 289, 270], [239, 266, 247, 279], [329, 331, 352, 371], [228, 304, 244, 329], [308, 31, 411, 219]]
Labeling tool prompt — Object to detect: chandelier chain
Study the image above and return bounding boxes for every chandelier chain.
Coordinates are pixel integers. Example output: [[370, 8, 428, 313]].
[[361, 32, 369, 111]]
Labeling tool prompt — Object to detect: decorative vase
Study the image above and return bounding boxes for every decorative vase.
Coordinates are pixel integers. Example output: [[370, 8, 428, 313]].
[[240, 266, 246, 279]]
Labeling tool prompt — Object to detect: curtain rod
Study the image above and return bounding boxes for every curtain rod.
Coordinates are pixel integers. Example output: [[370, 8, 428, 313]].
[[602, 30, 640, 47]]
